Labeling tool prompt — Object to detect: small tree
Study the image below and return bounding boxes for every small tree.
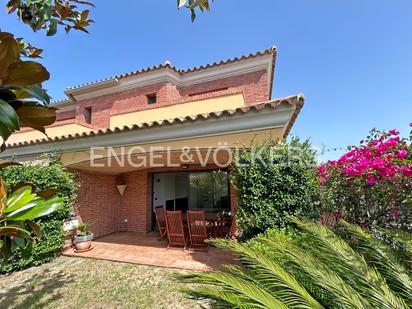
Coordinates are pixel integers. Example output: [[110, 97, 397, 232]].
[[319, 126, 412, 229], [231, 137, 320, 239]]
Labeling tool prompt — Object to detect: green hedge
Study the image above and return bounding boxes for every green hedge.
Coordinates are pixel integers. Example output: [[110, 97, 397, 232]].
[[0, 159, 78, 273], [231, 137, 320, 239]]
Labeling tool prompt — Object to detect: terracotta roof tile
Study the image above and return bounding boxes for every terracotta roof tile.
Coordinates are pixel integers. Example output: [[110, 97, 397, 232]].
[[5, 94, 303, 150]]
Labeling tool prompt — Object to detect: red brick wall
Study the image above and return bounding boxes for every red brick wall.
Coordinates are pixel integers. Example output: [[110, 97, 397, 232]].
[[77, 172, 120, 238], [76, 167, 240, 237], [56, 110, 75, 121], [178, 69, 269, 105], [118, 171, 152, 233], [67, 69, 269, 128]]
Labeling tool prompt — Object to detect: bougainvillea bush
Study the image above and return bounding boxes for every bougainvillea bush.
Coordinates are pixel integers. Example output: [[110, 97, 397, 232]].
[[319, 125, 412, 229]]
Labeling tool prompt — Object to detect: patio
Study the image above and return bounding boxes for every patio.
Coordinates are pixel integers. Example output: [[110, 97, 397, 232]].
[[62, 232, 236, 271]]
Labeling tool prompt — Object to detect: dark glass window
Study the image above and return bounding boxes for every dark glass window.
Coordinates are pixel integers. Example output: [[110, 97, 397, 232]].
[[188, 171, 229, 211], [152, 171, 230, 213], [146, 93, 157, 104], [84, 107, 92, 124]]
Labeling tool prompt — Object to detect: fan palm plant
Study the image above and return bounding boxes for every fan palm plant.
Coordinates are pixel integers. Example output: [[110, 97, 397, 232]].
[[182, 218, 412, 308]]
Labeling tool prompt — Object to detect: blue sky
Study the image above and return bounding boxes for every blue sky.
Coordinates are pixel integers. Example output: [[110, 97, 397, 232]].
[[2, 0, 411, 160]]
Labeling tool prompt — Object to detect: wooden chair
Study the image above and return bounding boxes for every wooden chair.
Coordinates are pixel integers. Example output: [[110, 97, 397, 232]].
[[165, 210, 187, 249], [215, 214, 239, 239], [154, 206, 167, 238], [186, 210, 208, 250]]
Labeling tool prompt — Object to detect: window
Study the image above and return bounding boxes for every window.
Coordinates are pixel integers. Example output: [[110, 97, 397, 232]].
[[188, 171, 229, 211], [84, 107, 92, 124], [146, 93, 157, 104], [152, 171, 230, 213]]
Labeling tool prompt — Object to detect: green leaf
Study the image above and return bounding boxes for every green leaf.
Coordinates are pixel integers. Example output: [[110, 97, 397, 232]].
[[14, 103, 57, 130], [72, 0, 95, 7], [6, 198, 41, 217], [3, 61, 50, 86], [177, 0, 187, 8], [46, 19, 57, 36], [13, 84, 51, 106], [0, 99, 20, 143], [37, 188, 62, 199], [0, 176, 7, 202], [0, 162, 21, 170], [14, 236, 26, 248], [12, 181, 36, 193], [0, 34, 19, 75], [5, 185, 37, 213], [6, 196, 63, 220], [21, 241, 32, 259], [189, 0, 209, 9], [0, 226, 31, 238], [26, 220, 42, 238], [191, 8, 196, 22]]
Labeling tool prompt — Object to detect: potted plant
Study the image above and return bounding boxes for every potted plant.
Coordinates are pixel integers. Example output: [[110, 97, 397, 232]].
[[73, 221, 94, 252]]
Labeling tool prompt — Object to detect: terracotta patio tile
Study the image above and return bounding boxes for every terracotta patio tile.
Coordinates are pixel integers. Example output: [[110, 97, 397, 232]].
[[63, 232, 235, 271]]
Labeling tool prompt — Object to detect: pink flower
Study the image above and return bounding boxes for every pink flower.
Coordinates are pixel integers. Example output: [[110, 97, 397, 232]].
[[400, 166, 412, 177], [366, 176, 379, 185], [390, 209, 401, 218], [396, 149, 408, 160], [327, 127, 411, 185], [409, 123, 412, 127], [389, 129, 400, 136], [368, 140, 379, 147]]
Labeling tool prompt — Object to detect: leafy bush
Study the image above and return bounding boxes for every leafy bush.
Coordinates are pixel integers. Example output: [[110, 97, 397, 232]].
[[182, 218, 412, 308], [231, 137, 320, 239], [246, 227, 310, 265], [319, 126, 412, 229], [0, 159, 78, 272]]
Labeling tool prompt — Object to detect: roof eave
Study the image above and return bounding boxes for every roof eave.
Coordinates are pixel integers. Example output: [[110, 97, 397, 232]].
[[0, 95, 301, 159]]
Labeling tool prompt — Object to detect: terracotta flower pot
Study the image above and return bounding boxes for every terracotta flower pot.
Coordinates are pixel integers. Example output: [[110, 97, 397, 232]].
[[73, 233, 94, 252]]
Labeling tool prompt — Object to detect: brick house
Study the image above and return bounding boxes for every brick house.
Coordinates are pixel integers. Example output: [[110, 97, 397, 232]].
[[0, 47, 304, 238]]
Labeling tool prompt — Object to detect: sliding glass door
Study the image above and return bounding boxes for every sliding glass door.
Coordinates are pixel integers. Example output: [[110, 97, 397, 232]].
[[152, 170, 230, 213], [188, 171, 229, 211]]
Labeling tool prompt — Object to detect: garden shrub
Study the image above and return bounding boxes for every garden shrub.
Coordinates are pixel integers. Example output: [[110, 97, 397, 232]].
[[246, 227, 311, 266], [0, 158, 78, 272], [319, 126, 412, 229], [231, 137, 320, 239]]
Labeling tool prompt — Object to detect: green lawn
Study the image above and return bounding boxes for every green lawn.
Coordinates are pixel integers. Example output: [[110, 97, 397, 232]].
[[0, 256, 204, 309]]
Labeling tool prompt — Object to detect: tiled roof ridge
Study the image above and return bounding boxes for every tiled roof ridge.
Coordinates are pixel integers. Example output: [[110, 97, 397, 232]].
[[5, 93, 303, 149], [65, 46, 277, 92]]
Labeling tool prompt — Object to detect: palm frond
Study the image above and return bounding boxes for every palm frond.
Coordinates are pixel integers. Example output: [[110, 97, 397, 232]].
[[181, 219, 412, 309], [185, 270, 288, 309], [341, 221, 412, 306], [209, 238, 324, 309], [292, 218, 408, 309], [261, 237, 371, 309], [374, 226, 412, 263]]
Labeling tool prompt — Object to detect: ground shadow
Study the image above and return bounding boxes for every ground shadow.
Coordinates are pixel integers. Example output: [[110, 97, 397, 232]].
[[0, 268, 75, 309]]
